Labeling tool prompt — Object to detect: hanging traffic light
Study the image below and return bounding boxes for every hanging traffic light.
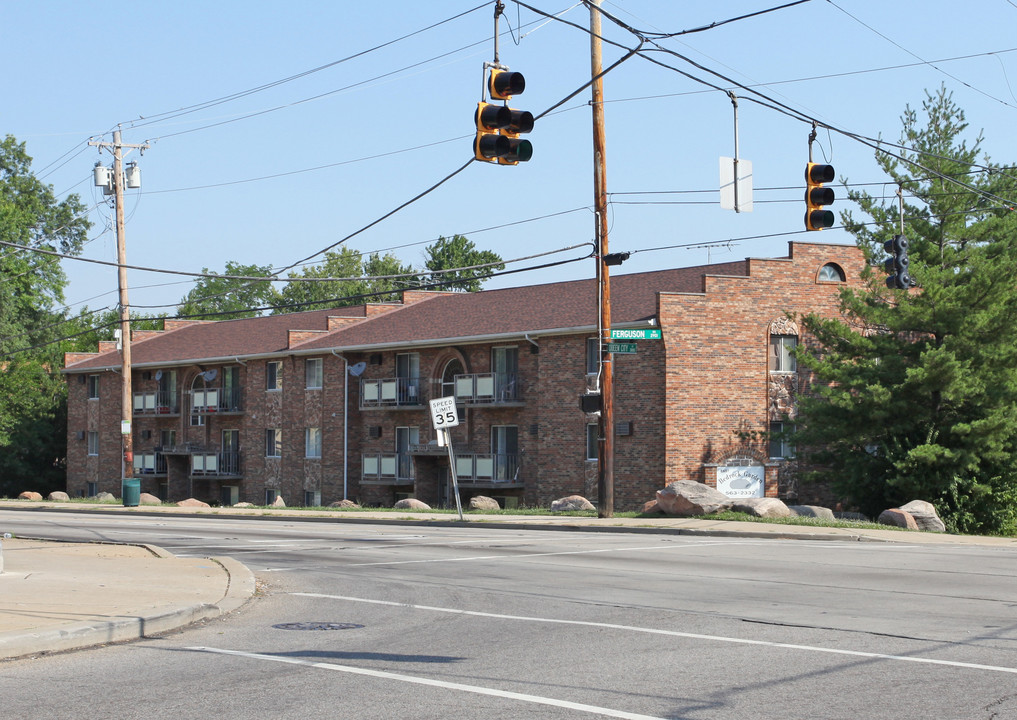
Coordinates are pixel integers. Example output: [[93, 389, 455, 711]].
[[474, 69, 533, 165], [804, 162, 836, 231], [883, 234, 913, 289]]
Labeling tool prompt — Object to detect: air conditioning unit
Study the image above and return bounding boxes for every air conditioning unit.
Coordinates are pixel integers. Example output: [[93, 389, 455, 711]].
[[77, 431, 86, 441], [615, 421, 633, 436], [369, 354, 383, 365], [368, 426, 382, 439]]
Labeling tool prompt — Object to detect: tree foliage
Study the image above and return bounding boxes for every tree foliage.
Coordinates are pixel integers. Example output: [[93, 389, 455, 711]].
[[793, 88, 1017, 535], [177, 261, 279, 320], [424, 235, 505, 292]]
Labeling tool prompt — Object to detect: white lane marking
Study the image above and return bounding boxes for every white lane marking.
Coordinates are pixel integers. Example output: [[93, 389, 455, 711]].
[[294, 593, 1017, 676], [346, 541, 745, 567], [186, 646, 668, 720]]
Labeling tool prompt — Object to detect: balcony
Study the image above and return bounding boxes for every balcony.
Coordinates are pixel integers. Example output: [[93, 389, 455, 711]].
[[451, 373, 520, 405], [190, 451, 241, 477], [133, 451, 167, 475], [454, 453, 521, 487], [133, 391, 179, 415], [188, 387, 243, 415], [361, 452, 415, 484], [361, 377, 425, 409]]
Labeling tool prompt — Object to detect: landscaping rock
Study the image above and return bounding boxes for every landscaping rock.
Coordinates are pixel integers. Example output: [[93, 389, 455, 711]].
[[551, 495, 595, 512], [878, 508, 918, 530], [271, 496, 286, 508], [899, 500, 946, 532], [641, 499, 663, 515], [18, 491, 42, 501], [394, 498, 431, 510], [788, 505, 836, 521], [46, 491, 70, 502], [328, 499, 360, 509], [95, 492, 117, 503], [176, 498, 210, 508], [233, 502, 255, 508], [655, 480, 731, 517], [469, 495, 500, 511], [731, 497, 793, 518], [138, 493, 162, 506]]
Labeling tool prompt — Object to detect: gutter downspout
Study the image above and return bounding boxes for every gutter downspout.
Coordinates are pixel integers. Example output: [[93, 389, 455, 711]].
[[331, 350, 348, 500]]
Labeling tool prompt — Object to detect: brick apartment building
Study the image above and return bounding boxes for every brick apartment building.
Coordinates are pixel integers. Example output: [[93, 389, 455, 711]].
[[62, 241, 865, 511]]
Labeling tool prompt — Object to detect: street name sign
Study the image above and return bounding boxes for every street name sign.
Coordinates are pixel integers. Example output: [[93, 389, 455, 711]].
[[610, 328, 662, 340], [606, 342, 638, 354]]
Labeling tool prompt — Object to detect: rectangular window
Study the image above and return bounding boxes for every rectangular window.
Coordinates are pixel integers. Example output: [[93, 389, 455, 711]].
[[87, 374, 100, 399], [305, 358, 323, 390], [586, 338, 600, 375], [266, 361, 282, 391], [586, 423, 599, 461], [769, 421, 795, 459], [87, 431, 99, 456], [305, 427, 322, 458], [160, 429, 176, 448], [265, 488, 278, 505], [769, 335, 797, 373], [265, 428, 282, 457], [491, 425, 518, 481], [304, 490, 321, 507]]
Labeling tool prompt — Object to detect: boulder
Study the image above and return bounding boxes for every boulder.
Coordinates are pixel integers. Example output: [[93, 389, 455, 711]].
[[233, 502, 255, 508], [176, 498, 210, 508], [899, 500, 946, 532], [551, 495, 595, 512], [394, 498, 431, 510], [731, 497, 793, 519], [18, 491, 42, 501], [47, 491, 70, 502], [271, 496, 286, 508], [139, 493, 162, 506], [94, 492, 117, 503], [641, 499, 663, 515], [788, 505, 836, 521], [328, 499, 360, 509], [655, 480, 731, 517], [469, 495, 501, 511], [878, 508, 919, 530]]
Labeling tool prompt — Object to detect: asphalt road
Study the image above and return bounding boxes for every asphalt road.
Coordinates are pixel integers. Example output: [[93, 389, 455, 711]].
[[1, 511, 1016, 719]]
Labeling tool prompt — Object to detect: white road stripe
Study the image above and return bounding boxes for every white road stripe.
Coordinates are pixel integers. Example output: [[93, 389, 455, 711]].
[[294, 593, 1017, 676], [186, 646, 668, 720]]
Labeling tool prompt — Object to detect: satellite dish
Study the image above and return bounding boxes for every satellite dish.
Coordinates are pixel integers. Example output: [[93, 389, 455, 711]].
[[202, 369, 218, 382], [348, 362, 367, 377], [154, 370, 163, 381]]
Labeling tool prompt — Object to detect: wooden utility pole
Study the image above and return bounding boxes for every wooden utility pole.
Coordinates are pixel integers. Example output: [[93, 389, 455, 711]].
[[590, 0, 614, 518], [89, 129, 148, 485]]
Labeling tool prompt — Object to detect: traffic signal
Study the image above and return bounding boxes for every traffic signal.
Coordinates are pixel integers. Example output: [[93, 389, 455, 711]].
[[883, 234, 913, 289], [804, 162, 835, 231], [474, 69, 533, 165]]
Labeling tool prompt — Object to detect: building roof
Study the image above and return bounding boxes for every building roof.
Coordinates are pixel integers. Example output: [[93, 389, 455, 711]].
[[63, 258, 750, 372]]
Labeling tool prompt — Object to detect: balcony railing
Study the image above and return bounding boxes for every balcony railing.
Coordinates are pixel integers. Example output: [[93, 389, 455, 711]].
[[455, 453, 519, 483], [362, 452, 415, 482], [133, 451, 167, 475], [361, 377, 425, 408], [452, 373, 520, 404], [188, 387, 243, 414], [133, 391, 179, 415], [190, 451, 241, 476]]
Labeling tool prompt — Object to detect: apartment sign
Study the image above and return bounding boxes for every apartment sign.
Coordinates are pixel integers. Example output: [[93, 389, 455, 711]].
[[716, 465, 764, 498]]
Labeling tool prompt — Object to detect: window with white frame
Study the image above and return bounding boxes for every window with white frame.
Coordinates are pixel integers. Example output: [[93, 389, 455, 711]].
[[87, 374, 100, 399], [586, 423, 599, 461], [769, 421, 795, 459], [769, 335, 797, 373], [266, 361, 282, 391], [87, 431, 99, 456], [305, 358, 323, 390], [586, 338, 600, 375], [265, 428, 282, 457], [305, 427, 322, 458]]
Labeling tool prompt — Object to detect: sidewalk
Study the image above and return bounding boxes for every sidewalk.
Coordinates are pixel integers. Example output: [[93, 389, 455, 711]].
[[1, 501, 1014, 662]]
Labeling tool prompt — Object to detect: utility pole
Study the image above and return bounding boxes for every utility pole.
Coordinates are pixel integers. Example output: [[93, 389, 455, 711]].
[[89, 129, 148, 486], [590, 0, 614, 518]]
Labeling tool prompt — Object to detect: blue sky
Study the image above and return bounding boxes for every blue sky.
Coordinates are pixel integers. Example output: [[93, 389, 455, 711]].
[[7, 1, 1017, 318]]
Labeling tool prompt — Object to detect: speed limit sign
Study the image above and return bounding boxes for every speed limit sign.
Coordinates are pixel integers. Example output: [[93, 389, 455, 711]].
[[429, 396, 459, 429]]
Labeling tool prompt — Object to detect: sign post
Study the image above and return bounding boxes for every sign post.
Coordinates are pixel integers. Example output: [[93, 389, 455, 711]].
[[429, 396, 463, 520]]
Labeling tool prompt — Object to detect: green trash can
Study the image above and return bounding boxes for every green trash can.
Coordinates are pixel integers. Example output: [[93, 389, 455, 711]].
[[122, 479, 141, 507]]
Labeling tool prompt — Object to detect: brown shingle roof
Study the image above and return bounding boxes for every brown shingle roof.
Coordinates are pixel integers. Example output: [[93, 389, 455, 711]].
[[63, 260, 749, 371]]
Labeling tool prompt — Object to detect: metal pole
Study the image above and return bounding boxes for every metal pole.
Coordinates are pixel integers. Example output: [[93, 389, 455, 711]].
[[112, 129, 133, 486], [729, 92, 741, 213], [590, 0, 613, 518], [444, 429, 464, 520]]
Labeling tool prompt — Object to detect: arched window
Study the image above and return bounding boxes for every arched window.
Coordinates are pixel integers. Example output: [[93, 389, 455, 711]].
[[441, 358, 464, 398], [819, 263, 845, 282]]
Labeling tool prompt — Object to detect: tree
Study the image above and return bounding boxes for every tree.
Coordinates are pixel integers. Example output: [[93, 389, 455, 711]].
[[0, 135, 90, 495], [792, 88, 1017, 535], [177, 261, 280, 320], [274, 247, 418, 314], [424, 235, 504, 292]]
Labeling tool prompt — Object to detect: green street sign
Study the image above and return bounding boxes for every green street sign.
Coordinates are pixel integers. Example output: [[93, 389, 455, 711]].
[[606, 342, 637, 354], [610, 328, 662, 340]]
